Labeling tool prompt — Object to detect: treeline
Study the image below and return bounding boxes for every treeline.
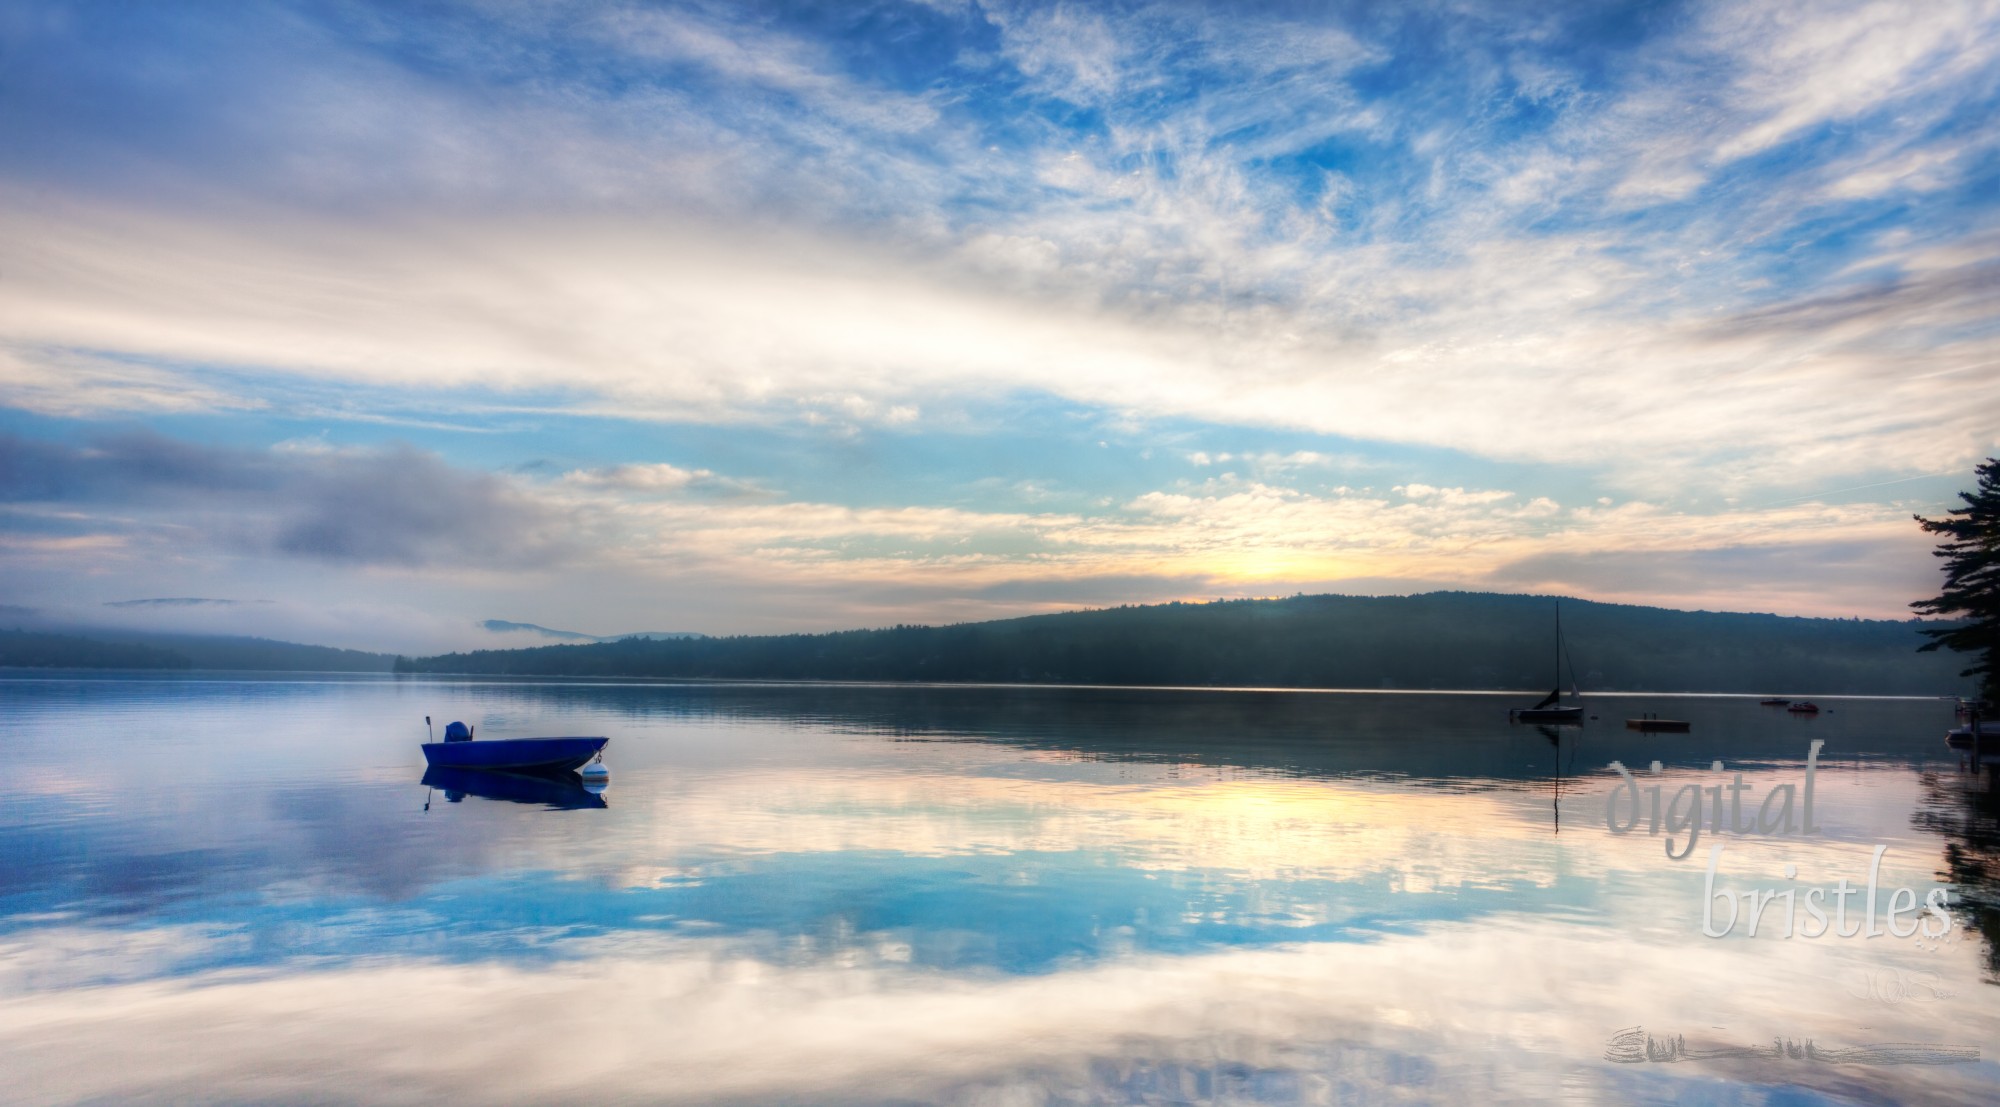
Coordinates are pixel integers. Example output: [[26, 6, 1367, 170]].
[[0, 628, 396, 672], [394, 592, 1973, 695], [0, 629, 194, 670]]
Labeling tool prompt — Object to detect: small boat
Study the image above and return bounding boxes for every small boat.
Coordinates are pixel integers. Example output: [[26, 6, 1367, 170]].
[[1626, 716, 1691, 732], [1512, 600, 1585, 724], [1787, 702, 1820, 715], [421, 719, 608, 774], [1949, 721, 1997, 749], [1759, 698, 1791, 707]]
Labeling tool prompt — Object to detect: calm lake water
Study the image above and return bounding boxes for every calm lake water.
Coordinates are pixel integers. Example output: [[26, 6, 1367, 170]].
[[2, 674, 1996, 1105]]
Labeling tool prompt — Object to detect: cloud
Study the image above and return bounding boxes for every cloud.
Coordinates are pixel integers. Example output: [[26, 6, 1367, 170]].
[[0, 346, 265, 417], [1487, 535, 1941, 618], [7, 193, 1994, 499], [2, 423, 1954, 647], [987, 3, 1128, 103], [1702, 1, 1996, 163], [589, 4, 946, 137], [560, 462, 767, 498], [1697, 256, 1997, 341], [1393, 484, 1517, 507], [0, 1, 1995, 497], [0, 0, 1992, 635], [1191, 450, 1375, 478], [103, 597, 252, 608], [1822, 140, 1975, 201], [0, 432, 577, 571], [960, 572, 1217, 606]]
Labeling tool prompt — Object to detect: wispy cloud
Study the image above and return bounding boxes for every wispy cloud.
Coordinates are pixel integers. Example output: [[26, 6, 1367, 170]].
[[5, 191, 1991, 497], [560, 462, 769, 498], [0, 346, 267, 418], [103, 597, 254, 608]]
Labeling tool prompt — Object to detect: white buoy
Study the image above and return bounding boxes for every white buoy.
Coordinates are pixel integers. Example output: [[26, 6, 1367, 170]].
[[579, 756, 610, 792]]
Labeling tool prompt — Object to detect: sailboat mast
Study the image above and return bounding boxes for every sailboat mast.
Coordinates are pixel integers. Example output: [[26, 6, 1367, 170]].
[[1555, 600, 1562, 697]]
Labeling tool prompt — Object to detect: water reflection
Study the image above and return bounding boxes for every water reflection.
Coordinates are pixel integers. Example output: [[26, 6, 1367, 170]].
[[1917, 762, 2000, 983], [421, 766, 608, 810], [0, 674, 1993, 1104], [1533, 723, 1575, 834]]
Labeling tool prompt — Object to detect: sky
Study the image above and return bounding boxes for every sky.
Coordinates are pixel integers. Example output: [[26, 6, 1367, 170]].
[[1, 0, 1996, 654]]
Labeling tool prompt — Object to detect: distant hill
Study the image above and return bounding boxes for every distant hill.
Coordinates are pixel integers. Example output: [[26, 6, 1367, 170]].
[[0, 630, 195, 670], [400, 592, 1973, 696], [480, 620, 707, 643], [0, 628, 396, 672]]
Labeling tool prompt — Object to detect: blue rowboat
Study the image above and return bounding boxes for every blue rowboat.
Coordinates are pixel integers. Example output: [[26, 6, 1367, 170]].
[[421, 736, 607, 774]]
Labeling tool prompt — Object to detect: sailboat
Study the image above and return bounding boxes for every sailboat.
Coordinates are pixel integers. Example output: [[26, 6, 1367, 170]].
[[1511, 600, 1584, 724]]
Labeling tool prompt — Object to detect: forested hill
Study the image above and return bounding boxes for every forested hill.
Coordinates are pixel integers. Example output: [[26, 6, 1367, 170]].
[[395, 592, 1972, 695], [0, 628, 396, 672]]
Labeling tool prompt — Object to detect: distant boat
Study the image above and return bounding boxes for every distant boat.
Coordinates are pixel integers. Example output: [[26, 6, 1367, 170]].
[[1759, 698, 1791, 707], [421, 719, 608, 774], [1512, 601, 1584, 724], [1787, 702, 1820, 715], [1627, 716, 1691, 732]]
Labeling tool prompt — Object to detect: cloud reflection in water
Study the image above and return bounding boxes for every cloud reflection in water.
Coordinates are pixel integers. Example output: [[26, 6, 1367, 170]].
[[0, 677, 1994, 1104]]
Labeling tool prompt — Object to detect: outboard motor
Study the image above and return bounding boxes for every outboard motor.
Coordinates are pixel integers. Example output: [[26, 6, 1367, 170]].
[[444, 720, 473, 742]]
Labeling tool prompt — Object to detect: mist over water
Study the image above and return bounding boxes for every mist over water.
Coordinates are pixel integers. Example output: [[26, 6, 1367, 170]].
[[2, 674, 1995, 1104]]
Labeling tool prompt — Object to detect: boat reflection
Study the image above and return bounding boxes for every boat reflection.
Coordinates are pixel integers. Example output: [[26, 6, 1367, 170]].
[[1536, 724, 1574, 833], [421, 765, 608, 810]]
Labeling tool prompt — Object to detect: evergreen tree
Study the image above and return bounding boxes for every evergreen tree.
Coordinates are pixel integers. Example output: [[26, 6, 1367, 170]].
[[1913, 458, 2000, 700]]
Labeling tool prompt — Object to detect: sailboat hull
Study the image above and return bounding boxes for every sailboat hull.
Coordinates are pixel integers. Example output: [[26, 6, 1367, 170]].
[[1513, 705, 1584, 723]]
